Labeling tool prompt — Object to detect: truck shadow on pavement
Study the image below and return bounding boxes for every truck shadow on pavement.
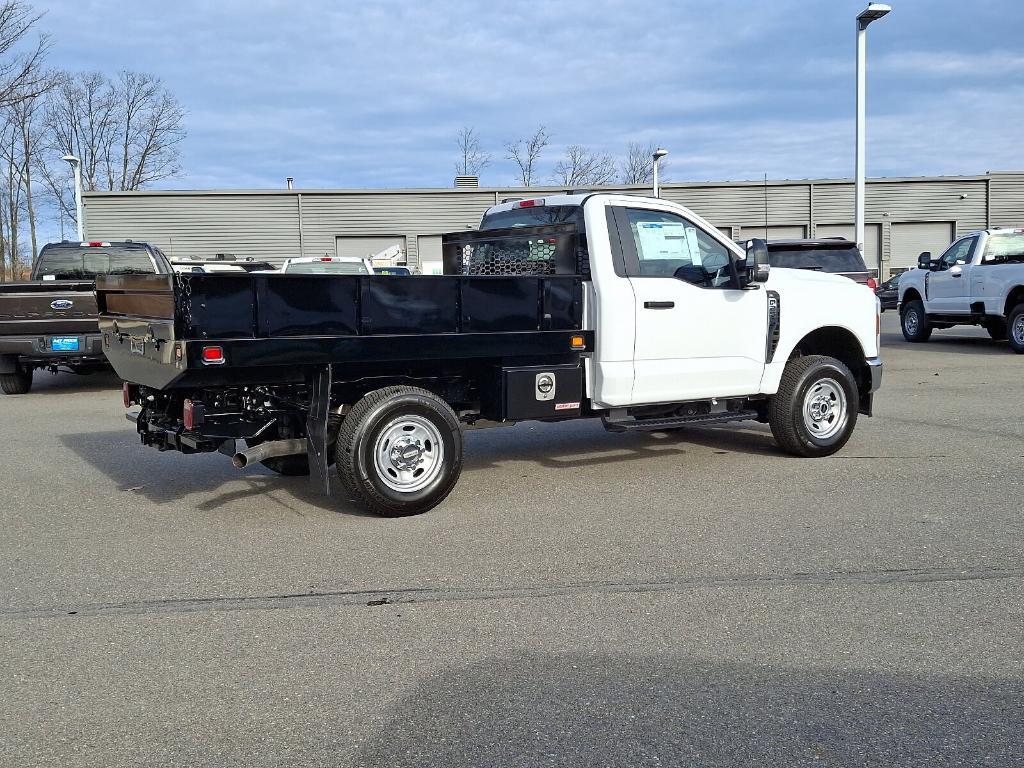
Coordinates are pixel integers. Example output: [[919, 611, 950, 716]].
[[20, 369, 123, 396], [57, 429, 376, 518], [356, 652, 1021, 768]]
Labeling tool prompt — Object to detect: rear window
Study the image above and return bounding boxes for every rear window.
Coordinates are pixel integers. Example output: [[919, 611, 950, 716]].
[[35, 245, 156, 279], [285, 261, 369, 275], [480, 205, 581, 230], [768, 245, 867, 273], [982, 233, 1024, 264]]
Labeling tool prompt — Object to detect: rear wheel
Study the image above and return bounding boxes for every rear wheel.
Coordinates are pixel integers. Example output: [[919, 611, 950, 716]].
[[0, 365, 32, 395], [1008, 305, 1024, 354], [335, 386, 462, 517], [768, 355, 859, 458], [901, 299, 932, 342]]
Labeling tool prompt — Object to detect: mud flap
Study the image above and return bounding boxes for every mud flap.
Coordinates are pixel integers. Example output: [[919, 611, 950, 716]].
[[306, 364, 332, 495]]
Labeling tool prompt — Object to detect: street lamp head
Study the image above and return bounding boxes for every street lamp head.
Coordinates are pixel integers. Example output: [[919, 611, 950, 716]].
[[61, 154, 80, 166], [652, 148, 669, 160], [857, 3, 891, 27]]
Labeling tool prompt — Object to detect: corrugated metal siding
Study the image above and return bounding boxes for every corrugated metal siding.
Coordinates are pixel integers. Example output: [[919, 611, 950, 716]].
[[84, 194, 301, 262], [991, 173, 1024, 227], [890, 222, 955, 270], [82, 174, 1024, 271]]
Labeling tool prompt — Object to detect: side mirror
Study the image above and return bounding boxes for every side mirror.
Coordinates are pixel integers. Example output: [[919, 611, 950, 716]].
[[746, 238, 770, 283], [917, 252, 932, 270]]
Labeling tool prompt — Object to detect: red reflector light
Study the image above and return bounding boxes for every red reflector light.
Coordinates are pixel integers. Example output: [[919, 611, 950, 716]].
[[320, 257, 333, 262], [867, 277, 878, 290], [183, 398, 195, 430], [201, 346, 224, 364], [122, 382, 132, 408], [514, 198, 544, 209]]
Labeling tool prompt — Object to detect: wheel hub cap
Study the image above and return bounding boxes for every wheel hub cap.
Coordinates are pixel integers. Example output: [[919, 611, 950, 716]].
[[802, 378, 848, 441], [373, 415, 444, 493], [1014, 317, 1024, 344]]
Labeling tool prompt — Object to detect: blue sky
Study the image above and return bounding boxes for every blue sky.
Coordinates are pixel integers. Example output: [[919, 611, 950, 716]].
[[39, 0, 1024, 190]]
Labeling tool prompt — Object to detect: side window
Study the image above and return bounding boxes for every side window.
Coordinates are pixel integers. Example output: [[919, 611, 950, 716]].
[[939, 237, 976, 268], [619, 207, 734, 287]]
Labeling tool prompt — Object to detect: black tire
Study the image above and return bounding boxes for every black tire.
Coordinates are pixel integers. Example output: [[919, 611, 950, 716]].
[[768, 355, 859, 458], [0, 366, 32, 395], [986, 318, 1007, 341], [901, 299, 932, 342], [245, 437, 310, 476], [1008, 305, 1024, 354], [335, 386, 462, 517]]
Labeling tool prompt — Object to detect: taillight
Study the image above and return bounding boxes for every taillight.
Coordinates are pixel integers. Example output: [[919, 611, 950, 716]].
[[867, 276, 878, 290], [183, 399, 205, 430], [122, 382, 133, 408], [201, 346, 225, 365], [514, 198, 544, 209]]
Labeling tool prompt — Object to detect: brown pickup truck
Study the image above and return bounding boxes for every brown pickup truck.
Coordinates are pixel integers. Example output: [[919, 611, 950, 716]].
[[0, 240, 171, 394]]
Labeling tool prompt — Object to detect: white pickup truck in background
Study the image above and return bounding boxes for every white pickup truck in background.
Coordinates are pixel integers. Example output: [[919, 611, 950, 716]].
[[898, 227, 1024, 352]]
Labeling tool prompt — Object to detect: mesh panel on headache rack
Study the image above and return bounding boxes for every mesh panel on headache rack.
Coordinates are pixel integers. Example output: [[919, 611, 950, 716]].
[[457, 237, 558, 276]]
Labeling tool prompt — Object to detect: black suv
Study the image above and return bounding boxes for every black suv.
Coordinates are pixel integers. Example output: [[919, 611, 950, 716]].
[[765, 238, 876, 289]]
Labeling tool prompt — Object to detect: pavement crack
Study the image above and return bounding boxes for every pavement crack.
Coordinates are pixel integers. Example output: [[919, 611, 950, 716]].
[[3, 565, 1021, 621]]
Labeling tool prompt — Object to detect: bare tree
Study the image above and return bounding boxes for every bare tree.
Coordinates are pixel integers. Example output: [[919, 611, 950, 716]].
[[454, 126, 489, 178], [39, 69, 186, 229], [0, 2, 48, 108], [552, 144, 617, 186], [504, 125, 549, 186], [0, 111, 23, 278], [619, 141, 670, 185]]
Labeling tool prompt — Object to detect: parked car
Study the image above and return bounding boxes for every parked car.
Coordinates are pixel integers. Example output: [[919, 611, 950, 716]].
[[374, 266, 412, 276], [764, 238, 877, 289], [898, 227, 1024, 351], [875, 274, 900, 311], [280, 256, 374, 274], [171, 259, 276, 273], [99, 193, 881, 517], [0, 240, 171, 395]]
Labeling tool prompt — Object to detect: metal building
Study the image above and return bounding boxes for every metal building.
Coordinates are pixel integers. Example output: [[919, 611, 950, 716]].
[[82, 171, 1024, 278]]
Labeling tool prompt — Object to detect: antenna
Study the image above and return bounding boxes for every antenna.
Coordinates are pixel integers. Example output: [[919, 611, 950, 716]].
[[763, 173, 769, 239]]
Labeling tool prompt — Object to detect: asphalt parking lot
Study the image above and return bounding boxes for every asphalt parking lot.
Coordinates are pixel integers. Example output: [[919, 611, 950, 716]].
[[1, 311, 1022, 767]]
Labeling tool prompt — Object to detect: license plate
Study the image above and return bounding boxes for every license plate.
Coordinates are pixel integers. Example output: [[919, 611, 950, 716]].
[[51, 337, 80, 351]]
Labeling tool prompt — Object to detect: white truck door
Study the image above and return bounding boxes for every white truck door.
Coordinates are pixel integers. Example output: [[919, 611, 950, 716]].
[[926, 236, 977, 312], [607, 204, 767, 404]]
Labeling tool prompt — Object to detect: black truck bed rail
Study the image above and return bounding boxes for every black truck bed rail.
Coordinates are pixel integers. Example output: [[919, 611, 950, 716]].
[[97, 272, 588, 390]]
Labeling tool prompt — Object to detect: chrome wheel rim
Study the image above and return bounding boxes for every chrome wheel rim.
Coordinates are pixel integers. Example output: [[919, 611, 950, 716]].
[[373, 415, 444, 493], [904, 309, 919, 336], [802, 378, 848, 441], [1013, 316, 1024, 346]]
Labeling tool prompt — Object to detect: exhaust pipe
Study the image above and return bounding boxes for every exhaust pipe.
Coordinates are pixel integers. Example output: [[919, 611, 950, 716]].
[[232, 438, 307, 468]]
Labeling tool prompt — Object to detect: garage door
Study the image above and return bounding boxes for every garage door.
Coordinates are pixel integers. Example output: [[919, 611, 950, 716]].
[[890, 222, 955, 271], [741, 225, 806, 241], [815, 224, 881, 275], [335, 236, 407, 265], [417, 235, 443, 275]]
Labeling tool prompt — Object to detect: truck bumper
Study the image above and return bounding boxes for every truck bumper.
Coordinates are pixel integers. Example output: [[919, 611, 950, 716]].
[[0, 333, 106, 370], [859, 356, 883, 416]]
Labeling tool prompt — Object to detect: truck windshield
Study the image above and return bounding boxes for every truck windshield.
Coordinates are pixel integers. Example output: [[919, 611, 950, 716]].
[[983, 233, 1024, 264], [34, 246, 157, 279], [286, 261, 370, 275], [479, 205, 581, 230], [768, 245, 867, 273]]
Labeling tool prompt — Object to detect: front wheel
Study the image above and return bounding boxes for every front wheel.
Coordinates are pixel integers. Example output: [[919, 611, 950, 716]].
[[1008, 305, 1024, 354], [768, 355, 859, 458], [901, 300, 932, 342], [0, 365, 32, 395], [335, 386, 463, 517]]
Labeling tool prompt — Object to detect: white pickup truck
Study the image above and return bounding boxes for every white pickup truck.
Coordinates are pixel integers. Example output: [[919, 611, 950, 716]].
[[898, 227, 1024, 352], [99, 193, 883, 516]]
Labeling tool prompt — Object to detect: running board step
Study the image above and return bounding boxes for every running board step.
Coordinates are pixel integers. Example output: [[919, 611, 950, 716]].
[[602, 409, 760, 433]]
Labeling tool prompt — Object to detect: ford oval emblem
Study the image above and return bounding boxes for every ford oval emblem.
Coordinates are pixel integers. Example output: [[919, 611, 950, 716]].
[[50, 299, 74, 310]]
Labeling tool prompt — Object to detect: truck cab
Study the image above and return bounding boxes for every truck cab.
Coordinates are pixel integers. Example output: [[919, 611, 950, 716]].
[[898, 227, 1024, 351]]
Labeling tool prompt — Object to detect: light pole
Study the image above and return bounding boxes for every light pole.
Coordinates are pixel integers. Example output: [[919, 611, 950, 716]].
[[652, 147, 668, 198], [855, 3, 890, 277], [62, 154, 85, 241]]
